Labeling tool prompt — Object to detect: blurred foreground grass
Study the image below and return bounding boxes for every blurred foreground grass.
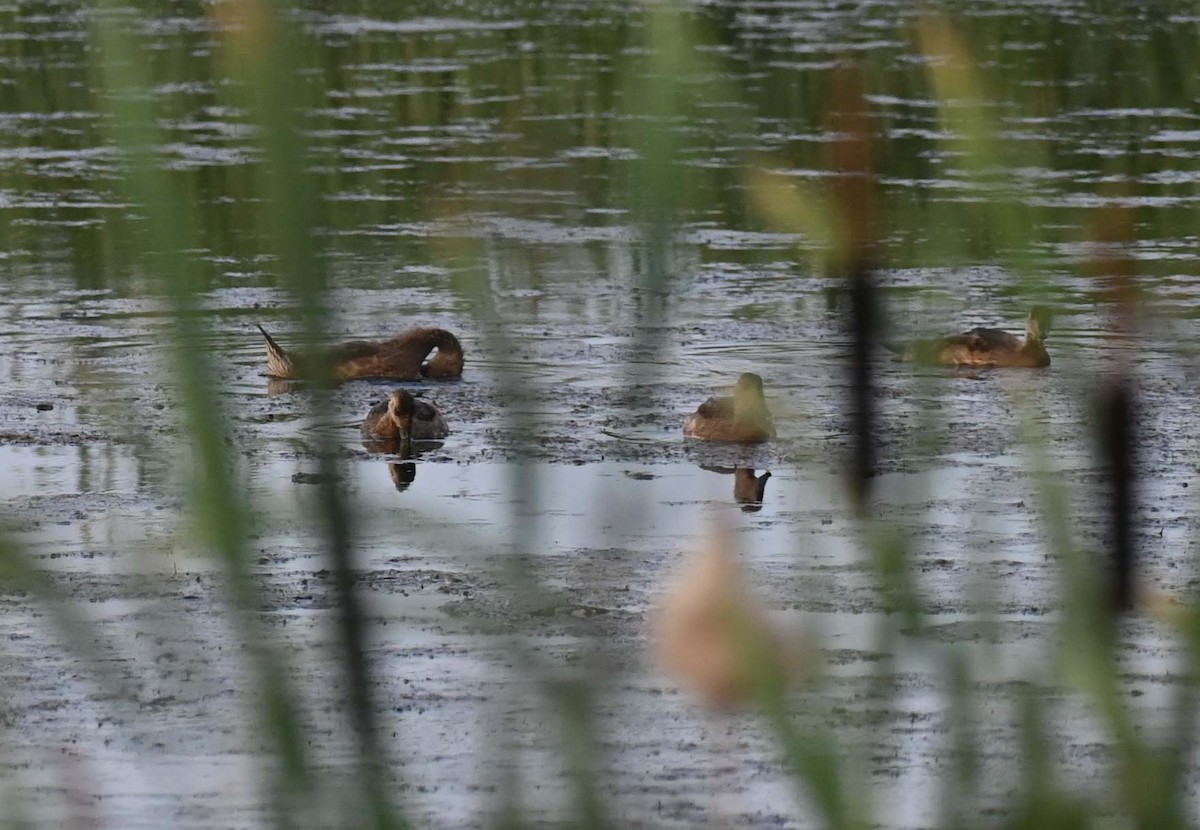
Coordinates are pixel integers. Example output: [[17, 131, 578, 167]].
[[0, 1, 1197, 828]]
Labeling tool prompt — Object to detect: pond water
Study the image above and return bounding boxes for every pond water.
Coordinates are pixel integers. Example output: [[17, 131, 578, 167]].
[[1, 1, 1200, 827]]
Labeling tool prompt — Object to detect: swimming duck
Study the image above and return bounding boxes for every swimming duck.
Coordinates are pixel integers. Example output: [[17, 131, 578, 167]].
[[257, 325, 464, 381], [361, 390, 449, 454], [892, 307, 1052, 368], [683, 373, 776, 443]]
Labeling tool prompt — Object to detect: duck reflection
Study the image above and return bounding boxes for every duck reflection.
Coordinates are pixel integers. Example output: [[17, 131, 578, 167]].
[[388, 461, 417, 492], [266, 377, 303, 396], [367, 437, 445, 493], [700, 465, 772, 512], [733, 468, 771, 512]]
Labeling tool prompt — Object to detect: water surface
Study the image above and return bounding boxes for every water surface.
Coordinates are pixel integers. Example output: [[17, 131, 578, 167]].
[[1, 1, 1199, 827]]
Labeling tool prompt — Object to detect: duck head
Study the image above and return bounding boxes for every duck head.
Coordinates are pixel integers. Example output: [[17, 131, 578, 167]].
[[387, 390, 417, 455], [734, 372, 766, 400], [1027, 306, 1053, 342], [422, 347, 464, 379]]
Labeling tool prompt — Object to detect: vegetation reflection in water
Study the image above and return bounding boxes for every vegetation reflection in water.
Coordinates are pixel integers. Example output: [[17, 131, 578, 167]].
[[0, 0, 1195, 828]]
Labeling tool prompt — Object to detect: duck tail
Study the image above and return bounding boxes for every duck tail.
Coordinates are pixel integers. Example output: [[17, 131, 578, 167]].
[[257, 324, 297, 378]]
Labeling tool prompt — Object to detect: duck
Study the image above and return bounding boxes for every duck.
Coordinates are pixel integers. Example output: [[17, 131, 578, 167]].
[[257, 325, 464, 382], [361, 390, 449, 454], [683, 373, 775, 443], [891, 306, 1052, 368]]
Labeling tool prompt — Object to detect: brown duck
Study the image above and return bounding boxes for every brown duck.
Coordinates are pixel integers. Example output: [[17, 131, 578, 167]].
[[361, 390, 449, 455], [683, 373, 775, 443], [257, 325, 464, 381], [891, 307, 1052, 368]]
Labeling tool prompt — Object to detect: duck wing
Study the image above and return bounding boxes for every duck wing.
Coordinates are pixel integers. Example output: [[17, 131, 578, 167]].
[[682, 395, 734, 439], [956, 327, 1021, 352], [898, 336, 954, 364], [921, 327, 1024, 366], [331, 339, 384, 363], [412, 399, 450, 439], [360, 399, 395, 438], [898, 325, 1024, 366], [331, 337, 427, 380], [693, 395, 735, 420]]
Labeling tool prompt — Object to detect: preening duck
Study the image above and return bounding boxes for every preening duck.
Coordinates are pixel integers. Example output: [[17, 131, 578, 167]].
[[361, 389, 450, 450], [257, 325, 465, 381], [891, 307, 1052, 368]]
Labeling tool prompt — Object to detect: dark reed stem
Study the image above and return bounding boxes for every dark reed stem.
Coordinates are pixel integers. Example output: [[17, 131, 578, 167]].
[[848, 265, 877, 508], [830, 66, 878, 509], [321, 462, 398, 828], [1091, 203, 1137, 616]]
